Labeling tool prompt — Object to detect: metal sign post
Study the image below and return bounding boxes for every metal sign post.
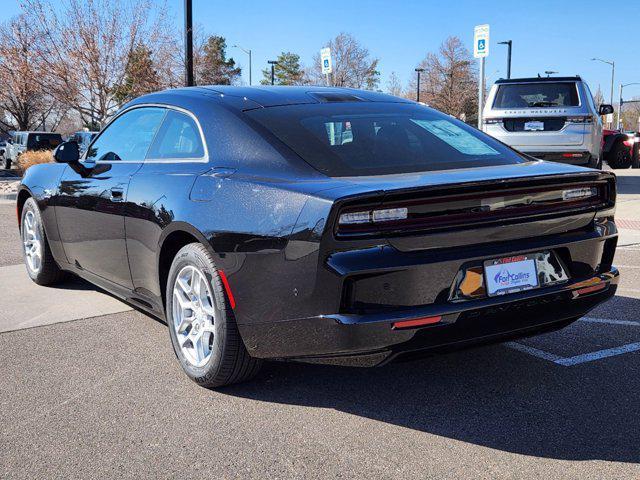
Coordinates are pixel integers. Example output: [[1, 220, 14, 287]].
[[320, 47, 332, 86], [474, 24, 490, 129]]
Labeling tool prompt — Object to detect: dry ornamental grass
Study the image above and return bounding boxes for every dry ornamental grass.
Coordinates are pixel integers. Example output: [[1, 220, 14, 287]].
[[16, 150, 54, 175]]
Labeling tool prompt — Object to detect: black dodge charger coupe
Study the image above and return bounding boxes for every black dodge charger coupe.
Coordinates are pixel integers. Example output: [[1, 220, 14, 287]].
[[18, 86, 619, 387]]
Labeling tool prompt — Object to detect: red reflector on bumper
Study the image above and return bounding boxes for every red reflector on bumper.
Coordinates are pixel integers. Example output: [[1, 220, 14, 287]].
[[393, 316, 442, 329], [562, 153, 584, 158], [574, 283, 607, 297]]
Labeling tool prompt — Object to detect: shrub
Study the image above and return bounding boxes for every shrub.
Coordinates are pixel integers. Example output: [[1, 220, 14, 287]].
[[17, 150, 54, 175]]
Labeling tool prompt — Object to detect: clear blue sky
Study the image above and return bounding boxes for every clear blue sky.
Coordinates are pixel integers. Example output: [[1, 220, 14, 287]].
[[5, 0, 640, 100]]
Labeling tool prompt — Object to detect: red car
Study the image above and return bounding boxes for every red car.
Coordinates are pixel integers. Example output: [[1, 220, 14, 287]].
[[603, 129, 638, 169]]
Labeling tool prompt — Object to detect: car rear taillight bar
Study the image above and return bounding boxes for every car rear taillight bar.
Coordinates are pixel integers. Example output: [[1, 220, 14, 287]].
[[335, 181, 611, 238]]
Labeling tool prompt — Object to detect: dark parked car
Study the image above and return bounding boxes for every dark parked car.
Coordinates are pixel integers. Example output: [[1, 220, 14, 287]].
[[4, 131, 63, 169], [17, 86, 619, 388]]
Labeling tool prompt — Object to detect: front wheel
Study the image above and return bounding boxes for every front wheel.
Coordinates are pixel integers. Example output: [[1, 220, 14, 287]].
[[20, 197, 66, 285], [166, 243, 262, 388]]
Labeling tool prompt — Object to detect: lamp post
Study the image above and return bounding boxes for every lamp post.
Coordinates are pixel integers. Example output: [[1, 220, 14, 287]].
[[415, 68, 425, 102], [232, 45, 252, 85], [618, 82, 640, 130], [268, 60, 278, 85], [184, 0, 194, 86], [591, 58, 615, 105], [497, 40, 512, 79]]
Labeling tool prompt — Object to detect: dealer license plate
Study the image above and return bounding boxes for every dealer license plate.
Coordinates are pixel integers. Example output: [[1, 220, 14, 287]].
[[484, 255, 539, 297]]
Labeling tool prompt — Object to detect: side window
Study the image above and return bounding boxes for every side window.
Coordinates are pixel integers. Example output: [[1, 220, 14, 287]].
[[86, 107, 165, 162], [146, 110, 205, 160]]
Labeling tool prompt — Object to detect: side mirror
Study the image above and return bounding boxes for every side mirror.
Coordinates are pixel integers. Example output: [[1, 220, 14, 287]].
[[599, 104, 614, 115], [53, 141, 80, 164]]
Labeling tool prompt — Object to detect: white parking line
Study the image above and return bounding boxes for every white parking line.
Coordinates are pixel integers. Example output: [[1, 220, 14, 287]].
[[504, 341, 563, 362], [505, 316, 640, 366], [555, 343, 640, 366], [580, 317, 640, 327]]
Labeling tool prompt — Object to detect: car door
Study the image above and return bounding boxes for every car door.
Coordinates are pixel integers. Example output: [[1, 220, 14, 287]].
[[55, 106, 166, 288]]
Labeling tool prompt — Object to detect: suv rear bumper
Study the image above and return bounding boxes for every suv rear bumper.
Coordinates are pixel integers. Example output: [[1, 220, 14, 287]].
[[526, 151, 593, 165]]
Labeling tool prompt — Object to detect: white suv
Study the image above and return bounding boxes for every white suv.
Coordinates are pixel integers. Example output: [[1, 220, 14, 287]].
[[482, 76, 613, 169]]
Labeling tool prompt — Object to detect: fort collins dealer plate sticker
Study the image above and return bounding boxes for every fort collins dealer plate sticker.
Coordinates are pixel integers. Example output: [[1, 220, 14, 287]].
[[484, 255, 539, 297]]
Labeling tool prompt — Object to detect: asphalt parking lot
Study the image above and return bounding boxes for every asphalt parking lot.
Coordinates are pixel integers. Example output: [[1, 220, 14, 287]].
[[2, 169, 640, 479]]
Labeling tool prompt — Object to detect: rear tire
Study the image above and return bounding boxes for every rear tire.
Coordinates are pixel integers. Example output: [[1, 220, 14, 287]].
[[607, 142, 632, 169], [166, 242, 262, 388], [20, 197, 66, 285]]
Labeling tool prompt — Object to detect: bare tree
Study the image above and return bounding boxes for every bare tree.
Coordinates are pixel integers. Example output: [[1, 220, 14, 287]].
[[386, 71, 404, 98], [23, 0, 176, 129], [409, 36, 478, 120], [0, 14, 65, 133], [309, 33, 379, 89]]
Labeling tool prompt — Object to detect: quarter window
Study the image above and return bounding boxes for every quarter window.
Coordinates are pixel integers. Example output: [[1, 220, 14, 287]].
[[147, 110, 205, 160], [85, 107, 165, 162]]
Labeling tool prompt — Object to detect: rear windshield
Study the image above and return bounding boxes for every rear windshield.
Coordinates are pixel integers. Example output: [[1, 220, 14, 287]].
[[493, 82, 580, 108], [27, 133, 62, 150], [246, 103, 524, 177]]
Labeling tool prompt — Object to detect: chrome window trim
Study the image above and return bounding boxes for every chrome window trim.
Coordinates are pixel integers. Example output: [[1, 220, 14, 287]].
[[83, 103, 210, 165]]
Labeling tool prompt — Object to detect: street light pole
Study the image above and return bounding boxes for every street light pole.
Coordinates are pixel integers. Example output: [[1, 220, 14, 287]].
[[498, 40, 512, 79], [618, 83, 640, 130], [591, 58, 615, 105], [233, 45, 252, 85], [184, 0, 194, 86], [268, 60, 278, 85], [415, 68, 425, 102]]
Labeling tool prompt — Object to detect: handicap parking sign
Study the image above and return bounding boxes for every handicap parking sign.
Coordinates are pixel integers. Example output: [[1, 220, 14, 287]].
[[473, 24, 490, 58]]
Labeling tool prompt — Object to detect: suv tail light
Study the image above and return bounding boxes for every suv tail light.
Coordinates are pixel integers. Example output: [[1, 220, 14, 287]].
[[566, 115, 594, 124]]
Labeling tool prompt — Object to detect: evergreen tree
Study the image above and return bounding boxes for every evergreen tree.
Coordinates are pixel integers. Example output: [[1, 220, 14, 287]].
[[260, 52, 305, 85], [113, 44, 160, 105], [196, 35, 241, 85]]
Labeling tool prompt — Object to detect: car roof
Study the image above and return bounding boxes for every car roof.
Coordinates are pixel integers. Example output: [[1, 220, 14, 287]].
[[494, 76, 582, 84], [129, 85, 414, 111]]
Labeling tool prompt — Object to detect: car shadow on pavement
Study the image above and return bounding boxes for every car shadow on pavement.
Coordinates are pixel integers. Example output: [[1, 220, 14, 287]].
[[224, 303, 640, 464]]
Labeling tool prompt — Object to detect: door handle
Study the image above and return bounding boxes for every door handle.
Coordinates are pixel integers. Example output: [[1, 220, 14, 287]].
[[110, 187, 124, 201]]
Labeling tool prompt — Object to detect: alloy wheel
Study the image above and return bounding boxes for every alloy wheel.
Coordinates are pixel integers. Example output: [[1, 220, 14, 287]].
[[172, 265, 217, 367], [22, 210, 42, 274]]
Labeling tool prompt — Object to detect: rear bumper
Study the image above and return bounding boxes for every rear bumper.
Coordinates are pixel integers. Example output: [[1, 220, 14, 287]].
[[241, 268, 618, 365]]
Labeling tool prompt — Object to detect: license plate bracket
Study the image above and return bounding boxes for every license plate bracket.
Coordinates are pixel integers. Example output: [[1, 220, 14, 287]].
[[484, 255, 539, 297]]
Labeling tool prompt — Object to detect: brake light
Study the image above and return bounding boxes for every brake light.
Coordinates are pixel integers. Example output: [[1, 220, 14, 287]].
[[566, 115, 593, 124]]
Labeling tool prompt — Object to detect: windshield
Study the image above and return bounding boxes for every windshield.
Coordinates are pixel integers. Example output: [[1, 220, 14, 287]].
[[246, 103, 525, 177], [27, 133, 62, 150], [493, 82, 580, 108]]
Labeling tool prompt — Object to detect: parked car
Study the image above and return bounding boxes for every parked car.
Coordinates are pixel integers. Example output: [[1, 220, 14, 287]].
[[18, 86, 619, 388], [68, 130, 98, 156], [602, 129, 639, 169], [482, 76, 613, 169], [4, 131, 63, 169]]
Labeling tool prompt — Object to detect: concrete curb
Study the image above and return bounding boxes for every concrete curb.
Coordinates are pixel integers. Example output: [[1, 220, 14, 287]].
[[0, 194, 16, 201]]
